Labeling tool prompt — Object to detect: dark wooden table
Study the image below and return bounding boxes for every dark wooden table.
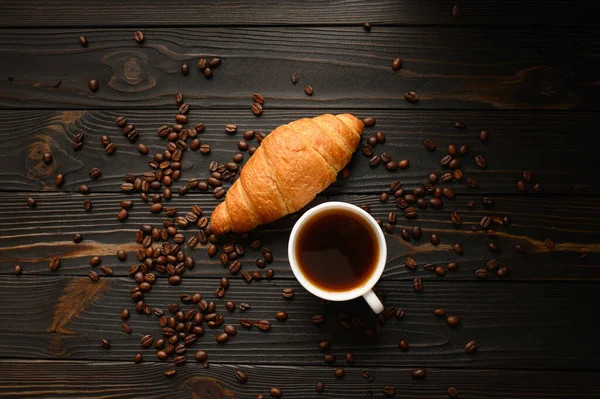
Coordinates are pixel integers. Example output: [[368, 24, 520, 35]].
[[1, 1, 600, 398]]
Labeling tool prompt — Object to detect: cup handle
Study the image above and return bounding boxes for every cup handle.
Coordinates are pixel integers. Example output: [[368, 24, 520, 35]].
[[363, 289, 384, 314]]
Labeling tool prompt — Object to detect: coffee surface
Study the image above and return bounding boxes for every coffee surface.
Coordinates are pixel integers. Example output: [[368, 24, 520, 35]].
[[295, 208, 378, 292]]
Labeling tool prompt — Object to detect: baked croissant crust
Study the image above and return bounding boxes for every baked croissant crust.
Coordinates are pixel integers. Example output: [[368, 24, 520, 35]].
[[210, 113, 364, 234]]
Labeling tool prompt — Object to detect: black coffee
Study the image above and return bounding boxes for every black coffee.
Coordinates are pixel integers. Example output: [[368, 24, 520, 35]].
[[295, 208, 379, 292]]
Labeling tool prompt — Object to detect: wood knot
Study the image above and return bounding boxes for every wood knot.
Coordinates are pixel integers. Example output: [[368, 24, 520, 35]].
[[102, 51, 156, 93], [185, 376, 236, 399], [26, 140, 56, 179]]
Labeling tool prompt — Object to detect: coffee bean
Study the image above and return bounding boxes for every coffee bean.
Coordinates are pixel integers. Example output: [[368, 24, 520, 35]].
[[334, 368, 345, 378], [398, 159, 409, 169], [73, 233, 83, 243], [140, 334, 154, 348], [270, 388, 282, 398], [433, 308, 446, 317], [224, 325, 237, 336], [441, 154, 452, 166], [392, 57, 402, 70], [514, 244, 526, 254], [475, 155, 487, 168], [383, 386, 396, 396], [423, 139, 437, 152], [533, 183, 542, 193], [215, 332, 230, 344], [453, 243, 464, 255], [202, 67, 213, 78], [304, 85, 313, 96], [488, 242, 500, 252], [434, 266, 446, 276], [254, 319, 271, 331], [133, 30, 144, 43], [413, 277, 423, 292], [368, 155, 381, 167], [430, 233, 440, 245], [405, 257, 417, 269], [318, 341, 330, 352], [404, 207, 417, 219], [275, 312, 288, 321], [474, 268, 488, 279], [26, 197, 37, 208], [40, 152, 53, 165], [251, 102, 263, 116], [448, 387, 458, 398], [385, 161, 398, 171], [400, 228, 410, 241], [180, 63, 190, 75], [312, 314, 324, 325], [411, 368, 427, 379], [100, 339, 111, 349], [411, 226, 422, 239], [465, 340, 478, 353], [405, 91, 419, 103], [381, 152, 392, 163], [88, 79, 99, 92], [394, 338, 409, 352], [451, 211, 462, 226], [446, 315, 460, 327]]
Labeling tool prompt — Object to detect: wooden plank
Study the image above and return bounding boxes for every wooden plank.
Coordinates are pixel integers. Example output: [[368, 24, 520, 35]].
[[0, 1, 598, 27], [2, 192, 599, 281], [0, 109, 597, 194], [2, 360, 600, 399], [0, 27, 598, 110], [0, 275, 598, 369]]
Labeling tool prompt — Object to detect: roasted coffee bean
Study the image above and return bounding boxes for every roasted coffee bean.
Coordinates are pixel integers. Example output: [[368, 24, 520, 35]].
[[474, 268, 488, 279], [380, 152, 392, 163], [475, 155, 487, 168], [383, 386, 396, 396], [447, 387, 459, 398], [79, 184, 90, 194], [133, 30, 144, 43], [514, 244, 526, 254], [100, 339, 111, 349], [497, 266, 510, 278], [405, 91, 419, 103], [270, 388, 282, 398], [430, 233, 440, 245], [88, 79, 99, 92], [434, 266, 446, 276], [479, 129, 489, 142], [88, 270, 100, 282], [141, 334, 154, 348], [388, 211, 397, 225], [334, 368, 345, 379], [400, 228, 410, 241], [544, 238, 556, 249], [411, 226, 422, 239], [451, 211, 462, 226], [304, 85, 314, 96], [413, 277, 423, 292], [12, 264, 22, 275], [404, 207, 417, 219], [379, 192, 389, 203], [453, 243, 464, 255], [397, 159, 409, 169], [488, 242, 500, 252], [446, 315, 460, 327], [411, 368, 427, 379], [465, 340, 478, 353], [405, 257, 417, 269], [441, 154, 452, 166], [369, 155, 381, 167], [433, 308, 446, 317], [26, 197, 37, 208], [312, 314, 324, 325], [447, 262, 458, 271], [392, 57, 402, 70], [384, 223, 393, 234], [385, 161, 398, 171], [254, 319, 271, 331]]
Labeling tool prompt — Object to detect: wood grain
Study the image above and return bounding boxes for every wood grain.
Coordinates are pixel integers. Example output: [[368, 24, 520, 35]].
[[0, 109, 596, 194], [0, 27, 598, 110], [2, 360, 600, 399], [1, 192, 598, 281], [0, 275, 599, 369], [1, 1, 599, 27]]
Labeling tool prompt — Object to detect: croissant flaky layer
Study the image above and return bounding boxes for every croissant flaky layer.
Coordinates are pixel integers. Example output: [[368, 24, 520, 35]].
[[210, 113, 364, 234]]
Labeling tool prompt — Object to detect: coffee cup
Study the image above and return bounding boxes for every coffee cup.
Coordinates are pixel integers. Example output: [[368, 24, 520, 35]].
[[288, 202, 386, 314]]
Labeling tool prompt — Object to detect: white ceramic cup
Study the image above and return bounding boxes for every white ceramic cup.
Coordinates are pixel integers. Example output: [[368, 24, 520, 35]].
[[288, 201, 386, 314]]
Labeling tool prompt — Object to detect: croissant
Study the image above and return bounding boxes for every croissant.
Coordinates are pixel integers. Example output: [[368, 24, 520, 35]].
[[210, 113, 364, 234]]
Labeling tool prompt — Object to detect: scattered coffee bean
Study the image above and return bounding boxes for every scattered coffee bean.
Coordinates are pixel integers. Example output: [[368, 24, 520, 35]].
[[424, 139, 436, 151], [405, 91, 419, 103], [88, 79, 99, 92], [275, 312, 288, 321], [304, 85, 314, 96], [345, 352, 355, 365], [405, 257, 417, 270], [181, 64, 189, 75], [453, 243, 463, 255], [383, 386, 396, 396], [26, 197, 36, 208], [398, 159, 409, 169], [334, 368, 345, 378], [448, 386, 459, 398], [133, 353, 143, 363], [465, 340, 478, 353], [392, 57, 402, 70], [14, 265, 22, 275], [398, 339, 409, 351], [133, 30, 144, 43], [475, 155, 487, 168], [100, 339, 111, 349], [270, 387, 282, 397], [446, 315, 461, 327], [411, 368, 427, 379], [413, 277, 423, 292]]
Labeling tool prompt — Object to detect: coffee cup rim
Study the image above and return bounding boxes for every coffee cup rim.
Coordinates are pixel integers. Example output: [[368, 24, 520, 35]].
[[288, 201, 387, 301]]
